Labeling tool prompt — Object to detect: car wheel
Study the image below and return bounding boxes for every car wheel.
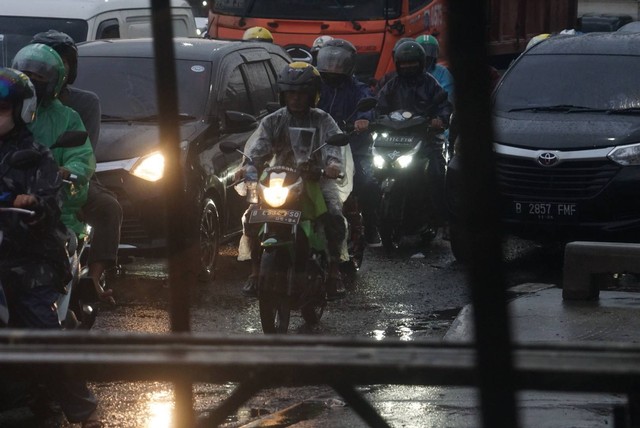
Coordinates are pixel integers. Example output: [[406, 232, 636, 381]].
[[199, 198, 220, 281]]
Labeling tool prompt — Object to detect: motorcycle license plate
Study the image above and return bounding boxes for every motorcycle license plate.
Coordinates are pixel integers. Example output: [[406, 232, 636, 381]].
[[248, 208, 301, 225], [512, 201, 577, 220]]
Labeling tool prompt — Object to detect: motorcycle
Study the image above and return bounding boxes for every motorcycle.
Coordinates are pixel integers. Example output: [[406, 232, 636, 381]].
[[0, 131, 100, 329], [370, 95, 448, 253], [221, 130, 350, 334]]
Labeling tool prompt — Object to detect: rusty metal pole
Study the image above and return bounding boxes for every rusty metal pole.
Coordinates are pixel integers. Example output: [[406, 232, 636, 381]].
[[150, 0, 194, 426], [447, 0, 519, 427]]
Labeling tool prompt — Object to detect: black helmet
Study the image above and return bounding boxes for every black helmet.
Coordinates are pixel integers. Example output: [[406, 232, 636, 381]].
[[31, 30, 78, 84], [277, 61, 321, 106], [316, 38, 357, 76], [0, 68, 37, 125], [391, 37, 415, 57], [393, 40, 426, 78]]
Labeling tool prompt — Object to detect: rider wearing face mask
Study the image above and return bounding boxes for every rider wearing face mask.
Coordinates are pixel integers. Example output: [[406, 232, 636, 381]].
[[376, 41, 453, 234], [12, 43, 95, 239], [238, 62, 347, 300], [316, 38, 382, 246]]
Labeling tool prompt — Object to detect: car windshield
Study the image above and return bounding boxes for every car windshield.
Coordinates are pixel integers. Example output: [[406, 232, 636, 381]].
[[494, 54, 640, 113], [211, 0, 402, 20], [75, 57, 210, 121], [0, 17, 88, 67]]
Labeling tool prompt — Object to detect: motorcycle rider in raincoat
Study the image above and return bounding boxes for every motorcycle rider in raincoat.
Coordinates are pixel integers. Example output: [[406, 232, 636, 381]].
[[0, 67, 100, 428], [12, 43, 95, 237], [316, 38, 381, 246], [238, 62, 347, 300], [376, 41, 453, 232]]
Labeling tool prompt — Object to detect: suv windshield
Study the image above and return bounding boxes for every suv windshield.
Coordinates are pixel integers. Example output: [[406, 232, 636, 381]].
[[212, 0, 402, 20], [494, 54, 640, 113], [0, 17, 88, 67], [75, 57, 211, 121]]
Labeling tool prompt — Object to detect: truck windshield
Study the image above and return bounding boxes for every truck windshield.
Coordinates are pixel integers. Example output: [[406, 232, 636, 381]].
[[0, 17, 87, 67], [212, 0, 402, 21], [494, 54, 640, 112]]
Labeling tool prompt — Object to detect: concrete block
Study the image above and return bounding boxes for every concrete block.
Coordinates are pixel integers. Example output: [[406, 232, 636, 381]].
[[563, 241, 640, 300]]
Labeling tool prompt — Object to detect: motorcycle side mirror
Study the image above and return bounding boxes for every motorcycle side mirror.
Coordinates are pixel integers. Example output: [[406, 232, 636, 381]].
[[356, 97, 377, 112], [219, 141, 241, 154], [219, 140, 254, 163], [326, 133, 350, 147], [50, 131, 88, 150], [9, 149, 42, 169]]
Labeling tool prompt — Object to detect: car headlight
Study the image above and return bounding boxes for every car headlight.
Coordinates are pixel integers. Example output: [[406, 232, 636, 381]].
[[396, 154, 413, 168], [608, 143, 640, 166], [131, 152, 165, 182], [373, 154, 386, 169]]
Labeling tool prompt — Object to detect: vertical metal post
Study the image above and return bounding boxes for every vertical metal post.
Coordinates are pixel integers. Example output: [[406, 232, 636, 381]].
[[447, 1, 519, 427], [150, 0, 194, 426]]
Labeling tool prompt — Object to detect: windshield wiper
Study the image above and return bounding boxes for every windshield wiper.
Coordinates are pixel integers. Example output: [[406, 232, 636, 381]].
[[102, 113, 196, 122], [606, 107, 640, 115], [509, 105, 607, 113]]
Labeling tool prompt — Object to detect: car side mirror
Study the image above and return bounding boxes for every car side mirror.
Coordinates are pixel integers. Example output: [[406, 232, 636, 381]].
[[222, 111, 258, 134]]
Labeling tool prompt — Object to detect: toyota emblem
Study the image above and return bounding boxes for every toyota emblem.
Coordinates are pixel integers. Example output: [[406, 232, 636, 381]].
[[537, 152, 558, 167]]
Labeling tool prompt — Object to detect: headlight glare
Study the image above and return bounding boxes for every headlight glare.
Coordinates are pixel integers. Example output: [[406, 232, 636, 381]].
[[131, 152, 165, 182], [262, 177, 289, 207], [373, 155, 385, 169], [396, 154, 413, 168]]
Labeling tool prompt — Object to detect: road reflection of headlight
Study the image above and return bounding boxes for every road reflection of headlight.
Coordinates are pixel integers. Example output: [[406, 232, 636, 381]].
[[131, 152, 165, 182], [396, 154, 413, 168], [373, 155, 385, 169], [608, 143, 640, 166]]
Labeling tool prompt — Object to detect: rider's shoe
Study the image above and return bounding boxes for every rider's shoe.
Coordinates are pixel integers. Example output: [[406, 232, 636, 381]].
[[242, 275, 258, 297], [326, 275, 346, 301]]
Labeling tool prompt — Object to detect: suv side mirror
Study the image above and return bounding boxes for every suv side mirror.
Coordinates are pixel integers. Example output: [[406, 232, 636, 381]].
[[222, 111, 258, 134]]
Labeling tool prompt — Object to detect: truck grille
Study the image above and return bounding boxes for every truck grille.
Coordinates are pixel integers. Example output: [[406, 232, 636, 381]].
[[496, 155, 620, 200]]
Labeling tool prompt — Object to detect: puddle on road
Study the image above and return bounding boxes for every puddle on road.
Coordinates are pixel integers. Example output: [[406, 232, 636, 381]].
[[368, 308, 461, 341]]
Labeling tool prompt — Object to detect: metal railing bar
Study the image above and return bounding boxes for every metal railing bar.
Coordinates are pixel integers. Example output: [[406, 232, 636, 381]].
[[331, 382, 393, 428], [202, 373, 272, 427]]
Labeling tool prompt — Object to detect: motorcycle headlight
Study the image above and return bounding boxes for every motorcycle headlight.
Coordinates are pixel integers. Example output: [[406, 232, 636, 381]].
[[608, 143, 640, 166], [373, 155, 386, 169], [396, 154, 413, 168], [261, 174, 289, 207], [130, 152, 165, 182]]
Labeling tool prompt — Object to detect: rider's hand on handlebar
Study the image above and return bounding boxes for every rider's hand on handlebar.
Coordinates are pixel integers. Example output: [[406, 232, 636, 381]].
[[324, 162, 342, 179], [59, 167, 71, 180], [430, 118, 445, 130], [13, 194, 37, 209], [354, 119, 369, 133]]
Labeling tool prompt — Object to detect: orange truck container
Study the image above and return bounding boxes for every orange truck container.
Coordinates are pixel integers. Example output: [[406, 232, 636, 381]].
[[208, 0, 578, 81]]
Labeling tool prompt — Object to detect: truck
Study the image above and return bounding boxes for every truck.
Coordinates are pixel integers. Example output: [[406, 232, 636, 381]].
[[207, 0, 578, 81]]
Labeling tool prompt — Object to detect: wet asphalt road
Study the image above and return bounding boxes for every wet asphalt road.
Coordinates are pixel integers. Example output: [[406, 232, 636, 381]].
[[3, 235, 567, 427]]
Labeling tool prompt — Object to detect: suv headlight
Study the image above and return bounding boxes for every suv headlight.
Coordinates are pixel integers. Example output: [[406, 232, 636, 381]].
[[608, 143, 640, 166], [131, 152, 165, 181]]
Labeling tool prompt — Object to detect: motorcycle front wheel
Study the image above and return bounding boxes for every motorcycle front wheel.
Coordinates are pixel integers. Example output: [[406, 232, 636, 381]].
[[258, 249, 292, 334], [300, 257, 326, 325]]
